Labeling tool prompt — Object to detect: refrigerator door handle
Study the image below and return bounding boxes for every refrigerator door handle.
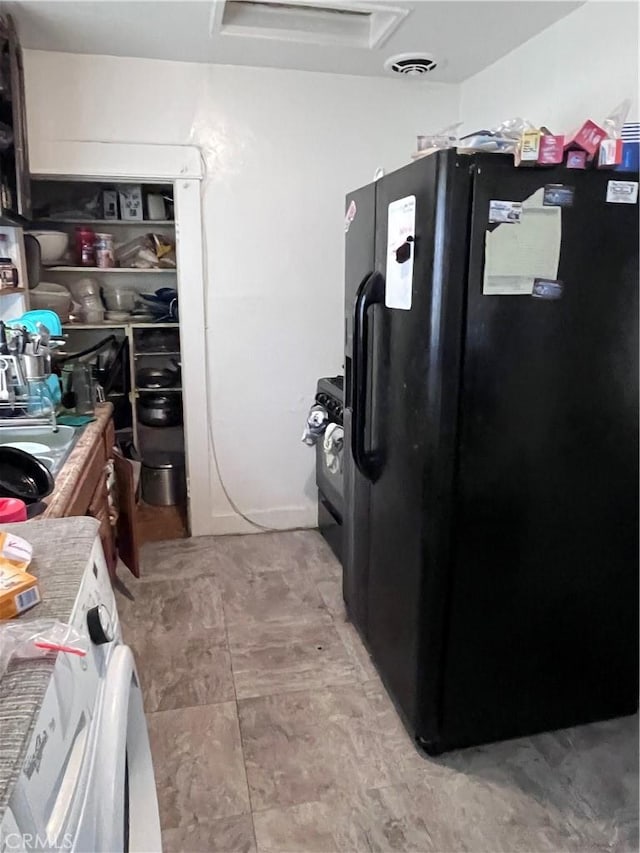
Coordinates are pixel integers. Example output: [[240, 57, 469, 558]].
[[352, 270, 384, 482]]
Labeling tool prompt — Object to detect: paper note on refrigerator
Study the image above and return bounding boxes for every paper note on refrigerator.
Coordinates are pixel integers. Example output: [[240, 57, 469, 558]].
[[385, 195, 416, 310], [483, 188, 562, 295]]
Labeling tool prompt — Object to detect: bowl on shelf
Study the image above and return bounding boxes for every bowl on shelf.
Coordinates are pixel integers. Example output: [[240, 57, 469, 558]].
[[29, 282, 73, 322], [65, 277, 100, 302], [26, 231, 69, 265], [102, 286, 137, 313]]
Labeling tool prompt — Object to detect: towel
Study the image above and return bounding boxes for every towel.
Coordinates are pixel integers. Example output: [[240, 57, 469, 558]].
[[323, 423, 344, 474], [301, 404, 329, 446]]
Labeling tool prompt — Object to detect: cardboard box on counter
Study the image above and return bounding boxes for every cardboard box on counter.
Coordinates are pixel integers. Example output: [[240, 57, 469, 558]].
[[0, 566, 40, 619]]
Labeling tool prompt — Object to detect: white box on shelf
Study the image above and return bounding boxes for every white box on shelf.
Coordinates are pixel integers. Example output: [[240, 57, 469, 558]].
[[118, 185, 143, 221], [103, 190, 119, 220]]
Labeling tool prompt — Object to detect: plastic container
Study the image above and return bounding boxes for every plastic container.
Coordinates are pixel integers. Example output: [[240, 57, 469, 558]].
[[141, 452, 185, 506], [75, 227, 96, 267], [102, 286, 136, 312], [95, 233, 115, 268], [29, 283, 72, 322], [0, 498, 27, 522]]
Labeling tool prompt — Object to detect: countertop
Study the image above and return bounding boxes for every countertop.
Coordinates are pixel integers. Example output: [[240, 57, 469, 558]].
[[42, 402, 113, 518], [0, 517, 99, 818]]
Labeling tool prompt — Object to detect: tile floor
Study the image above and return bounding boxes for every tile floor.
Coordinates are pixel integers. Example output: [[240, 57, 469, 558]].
[[115, 530, 639, 853]]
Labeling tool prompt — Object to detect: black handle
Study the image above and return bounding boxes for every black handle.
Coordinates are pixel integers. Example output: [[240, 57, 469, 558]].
[[352, 271, 384, 482]]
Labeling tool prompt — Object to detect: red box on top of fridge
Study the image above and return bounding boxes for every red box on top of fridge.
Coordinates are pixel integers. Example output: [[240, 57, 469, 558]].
[[565, 120, 608, 157], [598, 138, 624, 168], [538, 135, 565, 165]]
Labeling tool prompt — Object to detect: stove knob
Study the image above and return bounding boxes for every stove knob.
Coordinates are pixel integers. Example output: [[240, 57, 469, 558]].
[[87, 604, 115, 645]]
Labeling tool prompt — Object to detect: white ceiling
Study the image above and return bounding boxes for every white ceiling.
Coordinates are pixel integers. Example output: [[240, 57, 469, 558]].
[[7, 0, 582, 83]]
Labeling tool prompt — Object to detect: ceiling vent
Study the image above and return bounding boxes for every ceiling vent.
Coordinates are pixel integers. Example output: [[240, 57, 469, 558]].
[[384, 53, 438, 76], [215, 1, 409, 49]]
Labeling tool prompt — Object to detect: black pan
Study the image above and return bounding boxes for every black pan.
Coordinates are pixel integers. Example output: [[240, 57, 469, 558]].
[[0, 446, 55, 503], [136, 362, 180, 389]]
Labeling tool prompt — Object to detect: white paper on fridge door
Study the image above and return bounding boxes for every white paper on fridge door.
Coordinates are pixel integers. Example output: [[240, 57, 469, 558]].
[[483, 188, 562, 295], [385, 195, 416, 310]]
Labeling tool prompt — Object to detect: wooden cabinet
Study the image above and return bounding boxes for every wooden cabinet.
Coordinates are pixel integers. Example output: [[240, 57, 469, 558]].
[[0, 14, 30, 222], [62, 412, 139, 580]]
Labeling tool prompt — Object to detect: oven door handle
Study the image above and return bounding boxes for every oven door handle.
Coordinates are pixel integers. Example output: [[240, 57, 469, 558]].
[[352, 271, 384, 483]]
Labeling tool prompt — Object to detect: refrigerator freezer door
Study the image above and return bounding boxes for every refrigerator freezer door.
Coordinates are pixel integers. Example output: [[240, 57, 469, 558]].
[[363, 151, 471, 745], [441, 162, 639, 749], [343, 182, 376, 637]]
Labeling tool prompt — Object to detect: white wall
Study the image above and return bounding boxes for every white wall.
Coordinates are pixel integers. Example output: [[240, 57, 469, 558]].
[[460, 1, 639, 135], [24, 50, 460, 533]]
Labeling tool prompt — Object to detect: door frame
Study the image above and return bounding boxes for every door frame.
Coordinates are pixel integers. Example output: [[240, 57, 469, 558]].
[[30, 141, 211, 536]]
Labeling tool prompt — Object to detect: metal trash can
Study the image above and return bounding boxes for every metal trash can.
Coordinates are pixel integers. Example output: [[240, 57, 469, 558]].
[[141, 451, 186, 506]]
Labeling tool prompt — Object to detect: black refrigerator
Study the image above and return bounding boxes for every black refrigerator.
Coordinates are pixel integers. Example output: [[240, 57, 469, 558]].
[[343, 149, 639, 755]]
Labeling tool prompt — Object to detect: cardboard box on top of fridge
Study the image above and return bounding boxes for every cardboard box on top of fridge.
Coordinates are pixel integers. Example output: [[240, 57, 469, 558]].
[[598, 138, 624, 168], [566, 150, 588, 169], [514, 130, 542, 165], [537, 134, 565, 165], [564, 120, 608, 158]]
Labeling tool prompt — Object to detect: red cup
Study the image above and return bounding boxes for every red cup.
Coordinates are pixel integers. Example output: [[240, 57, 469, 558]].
[[0, 498, 27, 523]]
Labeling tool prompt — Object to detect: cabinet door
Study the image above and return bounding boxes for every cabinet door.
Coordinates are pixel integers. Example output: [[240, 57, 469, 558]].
[[113, 449, 140, 578], [7, 16, 30, 220], [88, 474, 117, 578]]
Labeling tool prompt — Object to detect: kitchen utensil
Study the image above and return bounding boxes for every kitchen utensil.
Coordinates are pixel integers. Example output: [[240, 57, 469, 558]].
[[23, 234, 41, 290], [0, 447, 55, 503], [26, 378, 54, 418], [6, 355, 26, 393], [20, 353, 47, 379], [141, 451, 185, 505], [61, 366, 75, 409], [34, 641, 87, 656], [71, 363, 95, 415], [137, 392, 182, 427], [0, 357, 10, 401], [136, 362, 180, 389], [26, 231, 69, 265]]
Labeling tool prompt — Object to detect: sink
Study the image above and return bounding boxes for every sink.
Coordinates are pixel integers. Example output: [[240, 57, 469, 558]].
[[0, 425, 81, 476]]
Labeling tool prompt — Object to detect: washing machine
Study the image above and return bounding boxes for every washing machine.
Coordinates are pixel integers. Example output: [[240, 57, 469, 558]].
[[0, 536, 161, 853]]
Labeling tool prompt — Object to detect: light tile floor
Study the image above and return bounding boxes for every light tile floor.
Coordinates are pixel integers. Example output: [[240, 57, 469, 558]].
[[115, 530, 639, 853]]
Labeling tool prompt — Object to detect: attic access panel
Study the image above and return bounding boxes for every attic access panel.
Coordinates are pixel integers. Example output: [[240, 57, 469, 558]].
[[217, 0, 408, 49]]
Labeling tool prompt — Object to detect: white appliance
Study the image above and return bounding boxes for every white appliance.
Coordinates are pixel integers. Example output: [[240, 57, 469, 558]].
[[0, 537, 161, 853]]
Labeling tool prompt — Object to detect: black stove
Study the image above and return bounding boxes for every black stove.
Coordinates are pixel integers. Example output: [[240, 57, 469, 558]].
[[315, 375, 344, 563]]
